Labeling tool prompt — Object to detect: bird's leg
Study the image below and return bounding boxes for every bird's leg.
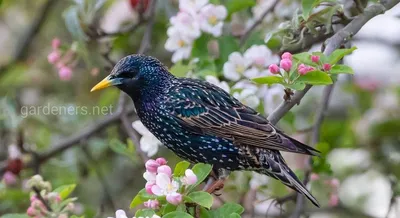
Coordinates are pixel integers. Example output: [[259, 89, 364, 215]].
[[206, 168, 230, 195]]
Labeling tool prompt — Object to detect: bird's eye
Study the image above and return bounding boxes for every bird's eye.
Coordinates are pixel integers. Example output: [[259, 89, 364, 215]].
[[117, 71, 133, 79]]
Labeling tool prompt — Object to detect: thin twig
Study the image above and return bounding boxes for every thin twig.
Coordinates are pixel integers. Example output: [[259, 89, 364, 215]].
[[32, 186, 52, 212], [239, 0, 279, 46]]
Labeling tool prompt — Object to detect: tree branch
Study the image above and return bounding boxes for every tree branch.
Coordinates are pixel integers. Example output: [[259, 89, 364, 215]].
[[267, 0, 400, 125]]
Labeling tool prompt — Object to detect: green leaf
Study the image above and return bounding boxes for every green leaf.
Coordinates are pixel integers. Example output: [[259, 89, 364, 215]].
[[135, 209, 155, 217], [210, 203, 244, 218], [328, 47, 357, 64], [53, 184, 76, 200], [285, 82, 306, 90], [170, 62, 191, 77], [0, 214, 30, 218], [330, 64, 354, 74], [226, 0, 256, 19], [162, 203, 178, 215], [130, 188, 154, 208], [192, 35, 211, 59], [302, 0, 317, 20], [63, 6, 88, 41], [174, 161, 191, 177], [252, 76, 284, 85], [292, 52, 318, 67], [163, 211, 193, 218], [229, 213, 242, 218], [296, 71, 333, 85], [185, 191, 213, 209], [187, 163, 213, 192]]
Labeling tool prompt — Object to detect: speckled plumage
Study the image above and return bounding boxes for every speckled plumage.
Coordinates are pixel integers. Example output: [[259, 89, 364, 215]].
[[111, 54, 320, 207]]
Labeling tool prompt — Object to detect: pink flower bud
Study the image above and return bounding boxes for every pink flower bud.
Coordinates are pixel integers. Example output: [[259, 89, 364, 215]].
[[157, 165, 172, 178], [47, 51, 61, 64], [58, 67, 72, 81], [52, 38, 61, 50], [328, 194, 339, 207], [30, 195, 38, 202], [58, 214, 68, 218], [281, 52, 292, 60], [145, 159, 160, 173], [268, 64, 280, 74], [280, 59, 292, 72], [3, 171, 17, 186], [27, 206, 36, 216], [310, 173, 320, 181], [166, 192, 182, 205], [311, 55, 320, 63], [145, 182, 154, 195], [330, 178, 340, 189], [182, 169, 197, 185], [298, 64, 308, 75], [323, 63, 331, 71], [155, 157, 167, 165], [144, 199, 159, 209]]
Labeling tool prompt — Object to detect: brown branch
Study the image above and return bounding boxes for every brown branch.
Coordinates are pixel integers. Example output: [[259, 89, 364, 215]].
[[267, 0, 400, 125], [32, 186, 52, 212], [239, 0, 279, 47]]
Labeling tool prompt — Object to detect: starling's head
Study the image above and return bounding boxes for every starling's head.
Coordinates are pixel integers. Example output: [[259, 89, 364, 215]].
[[91, 54, 173, 96]]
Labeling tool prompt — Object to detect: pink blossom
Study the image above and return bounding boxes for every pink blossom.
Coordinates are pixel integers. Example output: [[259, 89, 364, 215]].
[[328, 194, 339, 207], [268, 64, 280, 74], [280, 59, 292, 72], [310, 173, 320, 181], [330, 178, 340, 189], [3, 171, 17, 186], [47, 51, 61, 64], [281, 52, 292, 60], [166, 192, 182, 205], [155, 157, 167, 166], [298, 64, 310, 75], [144, 199, 160, 209], [52, 38, 61, 50], [311, 55, 320, 63], [145, 159, 160, 173], [58, 214, 68, 218], [145, 182, 154, 195], [157, 165, 172, 178], [30, 195, 38, 202], [58, 66, 72, 81], [26, 206, 36, 216], [323, 63, 331, 71], [182, 169, 197, 185]]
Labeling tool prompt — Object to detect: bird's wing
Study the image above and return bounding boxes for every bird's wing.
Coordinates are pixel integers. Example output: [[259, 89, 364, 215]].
[[168, 79, 319, 156]]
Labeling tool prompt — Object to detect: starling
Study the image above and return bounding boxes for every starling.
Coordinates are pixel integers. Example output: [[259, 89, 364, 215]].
[[91, 54, 320, 207]]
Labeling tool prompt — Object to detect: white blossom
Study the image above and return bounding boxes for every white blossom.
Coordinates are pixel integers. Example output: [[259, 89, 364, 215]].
[[263, 85, 284, 115], [151, 173, 180, 196], [8, 144, 21, 160], [179, 0, 209, 15], [223, 52, 251, 81], [170, 12, 201, 39], [132, 120, 161, 157], [233, 89, 260, 109], [199, 4, 227, 37], [244, 45, 279, 73], [165, 27, 193, 63], [205, 75, 230, 93]]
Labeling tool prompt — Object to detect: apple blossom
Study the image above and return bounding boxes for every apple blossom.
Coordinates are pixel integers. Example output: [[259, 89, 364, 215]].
[[280, 59, 292, 72], [281, 52, 292, 60], [166, 192, 183, 205], [157, 165, 172, 178], [233, 89, 260, 109], [323, 63, 332, 71], [165, 27, 193, 63], [145, 159, 160, 173], [182, 169, 197, 185], [170, 12, 201, 39], [151, 173, 180, 197], [268, 64, 280, 74], [223, 52, 251, 81], [52, 38, 61, 50], [58, 66, 72, 81], [155, 157, 167, 165], [205, 75, 230, 93], [144, 199, 160, 209], [179, 0, 209, 15], [311, 55, 320, 63], [132, 120, 162, 157], [198, 4, 227, 37], [47, 51, 61, 64]]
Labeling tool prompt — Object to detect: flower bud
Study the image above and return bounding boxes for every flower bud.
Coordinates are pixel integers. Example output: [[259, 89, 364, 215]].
[[52, 38, 61, 50], [311, 55, 320, 63], [26, 206, 37, 216], [47, 51, 61, 64], [323, 63, 331, 71], [144, 199, 159, 209], [155, 157, 167, 165], [3, 171, 17, 186], [58, 67, 72, 81], [280, 59, 292, 72], [47, 192, 61, 203], [182, 169, 197, 185], [268, 64, 280, 74], [145, 159, 160, 173], [328, 194, 339, 207], [298, 64, 308, 75], [166, 192, 182, 205], [281, 52, 292, 60], [157, 165, 172, 178], [145, 182, 154, 195]]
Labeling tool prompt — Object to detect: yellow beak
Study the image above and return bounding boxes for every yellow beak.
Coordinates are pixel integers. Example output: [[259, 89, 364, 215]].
[[90, 75, 122, 92]]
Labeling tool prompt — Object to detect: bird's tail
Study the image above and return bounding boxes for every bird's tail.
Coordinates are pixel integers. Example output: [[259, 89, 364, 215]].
[[256, 151, 320, 207]]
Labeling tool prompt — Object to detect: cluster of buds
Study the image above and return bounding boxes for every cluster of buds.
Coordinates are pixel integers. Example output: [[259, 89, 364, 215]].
[[311, 55, 332, 72], [26, 175, 75, 218], [268, 52, 293, 74], [143, 158, 197, 206], [47, 38, 76, 81], [310, 173, 340, 207]]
